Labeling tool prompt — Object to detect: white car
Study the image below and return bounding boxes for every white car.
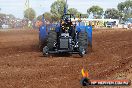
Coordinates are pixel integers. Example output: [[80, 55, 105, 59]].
[[2, 24, 9, 29]]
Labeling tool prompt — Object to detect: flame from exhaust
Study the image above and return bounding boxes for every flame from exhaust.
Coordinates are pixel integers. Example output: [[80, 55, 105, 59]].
[[81, 68, 89, 78]]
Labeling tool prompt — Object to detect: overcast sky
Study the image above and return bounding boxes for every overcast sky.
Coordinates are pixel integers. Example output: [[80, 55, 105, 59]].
[[0, 0, 126, 18]]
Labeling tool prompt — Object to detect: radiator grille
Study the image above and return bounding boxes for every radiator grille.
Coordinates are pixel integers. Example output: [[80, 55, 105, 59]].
[[60, 38, 69, 49]]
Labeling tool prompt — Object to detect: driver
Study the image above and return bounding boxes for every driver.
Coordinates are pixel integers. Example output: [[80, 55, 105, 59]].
[[61, 17, 72, 32], [61, 16, 75, 37]]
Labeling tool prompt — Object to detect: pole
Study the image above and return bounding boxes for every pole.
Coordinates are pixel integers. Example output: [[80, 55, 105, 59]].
[[64, 0, 67, 14], [66, 0, 67, 13], [27, 0, 29, 21]]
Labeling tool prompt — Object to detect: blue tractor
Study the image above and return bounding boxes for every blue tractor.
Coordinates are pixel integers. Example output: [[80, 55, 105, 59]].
[[39, 13, 92, 57]]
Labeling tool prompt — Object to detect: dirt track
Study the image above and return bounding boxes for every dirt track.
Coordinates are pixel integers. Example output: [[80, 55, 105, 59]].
[[0, 29, 132, 88]]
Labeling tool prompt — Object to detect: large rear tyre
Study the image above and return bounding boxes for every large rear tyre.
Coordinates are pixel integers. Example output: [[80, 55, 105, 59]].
[[47, 30, 57, 50], [78, 32, 88, 56]]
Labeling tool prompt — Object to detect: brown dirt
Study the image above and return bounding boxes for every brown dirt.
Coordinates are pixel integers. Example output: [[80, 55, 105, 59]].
[[0, 29, 132, 88]]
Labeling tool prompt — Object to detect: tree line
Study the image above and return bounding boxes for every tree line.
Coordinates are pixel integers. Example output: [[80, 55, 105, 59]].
[[24, 0, 132, 22]]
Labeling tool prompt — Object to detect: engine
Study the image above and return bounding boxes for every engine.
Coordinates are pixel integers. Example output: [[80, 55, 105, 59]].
[[58, 16, 75, 50]]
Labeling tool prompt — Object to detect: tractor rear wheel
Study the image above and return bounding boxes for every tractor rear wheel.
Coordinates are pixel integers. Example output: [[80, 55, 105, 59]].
[[47, 30, 57, 50], [78, 32, 88, 56]]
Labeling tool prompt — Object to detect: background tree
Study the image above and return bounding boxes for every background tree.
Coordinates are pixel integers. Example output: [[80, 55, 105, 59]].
[[118, 0, 132, 20], [104, 8, 122, 19], [7, 14, 15, 19], [87, 5, 103, 18], [83, 14, 89, 18], [24, 8, 36, 21], [37, 12, 52, 22], [44, 12, 52, 22], [37, 15, 42, 21], [118, 2, 125, 12], [0, 13, 6, 18], [50, 0, 67, 21], [0, 13, 6, 25], [118, 0, 132, 12], [68, 8, 81, 16]]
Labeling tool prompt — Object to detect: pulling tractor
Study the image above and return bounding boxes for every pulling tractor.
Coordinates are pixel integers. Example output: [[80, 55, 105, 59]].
[[39, 14, 92, 57]]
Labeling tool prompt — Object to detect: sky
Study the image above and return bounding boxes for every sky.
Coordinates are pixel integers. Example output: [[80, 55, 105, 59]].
[[0, 0, 127, 19]]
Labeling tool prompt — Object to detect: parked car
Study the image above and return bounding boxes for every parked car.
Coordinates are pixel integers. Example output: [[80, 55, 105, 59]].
[[106, 22, 113, 28], [2, 24, 9, 29]]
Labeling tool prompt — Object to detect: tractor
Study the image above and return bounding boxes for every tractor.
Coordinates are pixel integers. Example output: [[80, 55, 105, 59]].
[[39, 13, 92, 57]]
